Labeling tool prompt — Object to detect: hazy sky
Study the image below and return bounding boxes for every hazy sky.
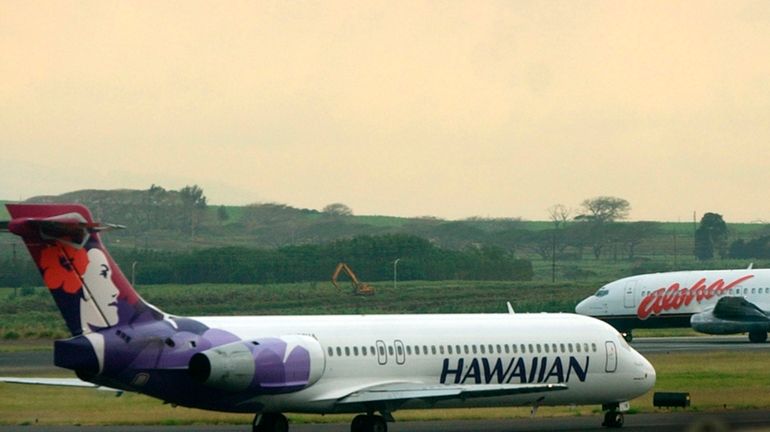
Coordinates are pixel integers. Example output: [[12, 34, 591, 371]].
[[2, 1, 769, 222]]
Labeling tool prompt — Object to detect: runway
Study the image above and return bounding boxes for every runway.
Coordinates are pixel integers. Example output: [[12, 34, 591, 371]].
[[0, 410, 768, 431], [2, 336, 770, 431]]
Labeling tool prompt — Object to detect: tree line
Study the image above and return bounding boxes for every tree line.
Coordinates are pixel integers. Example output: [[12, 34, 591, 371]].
[[0, 234, 534, 287]]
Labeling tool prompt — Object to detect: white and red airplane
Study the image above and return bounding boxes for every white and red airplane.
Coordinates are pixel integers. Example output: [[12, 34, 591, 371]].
[[576, 267, 770, 343], [0, 204, 655, 431]]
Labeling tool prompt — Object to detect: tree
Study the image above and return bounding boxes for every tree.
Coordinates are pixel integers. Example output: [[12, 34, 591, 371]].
[[179, 185, 207, 238], [323, 203, 353, 216], [217, 205, 229, 224], [577, 196, 630, 223], [694, 212, 728, 260], [574, 196, 631, 259], [548, 204, 571, 228]]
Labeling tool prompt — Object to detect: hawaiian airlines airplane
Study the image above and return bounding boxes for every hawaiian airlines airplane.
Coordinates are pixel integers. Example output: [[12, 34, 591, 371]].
[[0, 204, 655, 431], [575, 268, 770, 343]]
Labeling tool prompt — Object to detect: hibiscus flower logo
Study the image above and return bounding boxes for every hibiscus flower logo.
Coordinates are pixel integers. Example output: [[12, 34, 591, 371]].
[[39, 244, 89, 294]]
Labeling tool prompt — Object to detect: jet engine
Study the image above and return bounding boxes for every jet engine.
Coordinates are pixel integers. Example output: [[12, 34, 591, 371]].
[[188, 335, 325, 393], [691, 296, 770, 343]]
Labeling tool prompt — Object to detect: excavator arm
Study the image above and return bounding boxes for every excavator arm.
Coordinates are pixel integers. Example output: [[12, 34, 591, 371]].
[[331, 263, 374, 296]]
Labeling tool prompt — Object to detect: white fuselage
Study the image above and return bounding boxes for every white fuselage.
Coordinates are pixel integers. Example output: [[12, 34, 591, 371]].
[[575, 269, 770, 330], [195, 312, 655, 413]]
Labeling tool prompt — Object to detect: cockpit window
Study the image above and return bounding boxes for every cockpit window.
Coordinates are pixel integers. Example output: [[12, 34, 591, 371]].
[[595, 288, 609, 297]]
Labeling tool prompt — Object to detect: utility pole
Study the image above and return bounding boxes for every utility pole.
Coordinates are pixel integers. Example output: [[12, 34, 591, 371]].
[[551, 231, 556, 283], [393, 258, 401, 290]]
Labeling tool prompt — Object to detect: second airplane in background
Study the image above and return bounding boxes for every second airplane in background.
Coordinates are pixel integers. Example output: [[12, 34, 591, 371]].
[[576, 267, 770, 342]]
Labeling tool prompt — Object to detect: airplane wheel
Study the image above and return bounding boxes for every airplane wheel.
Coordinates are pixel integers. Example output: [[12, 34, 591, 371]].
[[602, 411, 624, 428], [369, 415, 387, 432], [350, 414, 387, 432], [749, 331, 767, 343], [351, 415, 368, 432], [254, 413, 289, 432]]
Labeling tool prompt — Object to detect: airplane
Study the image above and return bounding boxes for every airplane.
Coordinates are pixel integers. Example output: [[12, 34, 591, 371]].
[[0, 203, 655, 431], [575, 267, 770, 343]]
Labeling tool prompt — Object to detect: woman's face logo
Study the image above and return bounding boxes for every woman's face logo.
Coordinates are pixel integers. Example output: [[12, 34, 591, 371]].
[[81, 248, 120, 329]]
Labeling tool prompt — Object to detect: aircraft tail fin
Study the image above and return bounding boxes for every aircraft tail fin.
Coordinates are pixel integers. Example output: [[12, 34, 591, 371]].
[[4, 203, 164, 336]]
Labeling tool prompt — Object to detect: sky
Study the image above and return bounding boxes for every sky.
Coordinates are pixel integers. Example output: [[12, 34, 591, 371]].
[[1, 1, 769, 222]]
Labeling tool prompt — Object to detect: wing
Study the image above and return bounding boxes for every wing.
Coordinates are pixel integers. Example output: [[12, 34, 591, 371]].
[[323, 381, 566, 408], [0, 377, 121, 393]]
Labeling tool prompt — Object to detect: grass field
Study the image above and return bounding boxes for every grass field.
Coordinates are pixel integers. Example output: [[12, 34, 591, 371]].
[[0, 279, 601, 339], [0, 349, 767, 426]]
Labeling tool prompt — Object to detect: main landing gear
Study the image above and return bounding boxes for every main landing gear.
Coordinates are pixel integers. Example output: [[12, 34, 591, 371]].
[[748, 330, 767, 343], [252, 412, 389, 432], [351, 413, 388, 432], [252, 413, 289, 432]]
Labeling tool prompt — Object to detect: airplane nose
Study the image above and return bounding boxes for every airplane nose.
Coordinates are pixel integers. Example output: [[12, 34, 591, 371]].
[[636, 351, 656, 392], [575, 298, 590, 315]]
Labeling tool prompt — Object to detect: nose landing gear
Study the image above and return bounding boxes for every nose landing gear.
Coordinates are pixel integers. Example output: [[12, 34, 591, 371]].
[[602, 410, 624, 428], [601, 401, 629, 428]]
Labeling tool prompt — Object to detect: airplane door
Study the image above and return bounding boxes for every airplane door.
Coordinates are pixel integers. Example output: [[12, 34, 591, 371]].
[[624, 281, 637, 309], [394, 340, 405, 365], [605, 341, 617, 373], [376, 340, 387, 365]]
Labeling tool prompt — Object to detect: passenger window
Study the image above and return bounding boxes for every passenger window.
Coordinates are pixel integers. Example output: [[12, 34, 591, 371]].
[[388, 346, 394, 356], [536, 344, 541, 353], [512, 344, 518, 354], [353, 347, 359, 356], [504, 345, 510, 354], [378, 346, 385, 356], [520, 344, 526, 353], [456, 345, 461, 354], [488, 344, 494, 353], [371, 346, 376, 354], [552, 344, 558, 353], [568, 343, 573, 352], [328, 347, 334, 357], [397, 345, 403, 356], [431, 346, 436, 355], [576, 344, 581, 353], [472, 345, 478, 354], [414, 346, 420, 355], [464, 345, 469, 354], [362, 346, 367, 356], [447, 345, 453, 355], [584, 343, 589, 352], [544, 344, 549, 353], [560, 343, 565, 353], [406, 346, 411, 355], [423, 345, 428, 354], [592, 343, 597, 352], [528, 344, 534, 353], [337, 347, 342, 356], [496, 344, 502, 354], [345, 347, 351, 356], [480, 345, 486, 354], [439, 345, 445, 355]]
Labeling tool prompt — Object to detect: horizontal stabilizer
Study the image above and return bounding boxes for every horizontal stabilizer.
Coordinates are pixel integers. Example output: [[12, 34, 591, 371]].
[[0, 376, 122, 395]]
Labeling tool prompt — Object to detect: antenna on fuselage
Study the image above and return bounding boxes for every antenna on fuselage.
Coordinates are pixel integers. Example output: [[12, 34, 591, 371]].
[[506, 302, 515, 314]]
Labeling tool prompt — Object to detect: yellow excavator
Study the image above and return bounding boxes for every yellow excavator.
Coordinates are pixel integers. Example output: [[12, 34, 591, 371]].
[[331, 262, 375, 296]]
